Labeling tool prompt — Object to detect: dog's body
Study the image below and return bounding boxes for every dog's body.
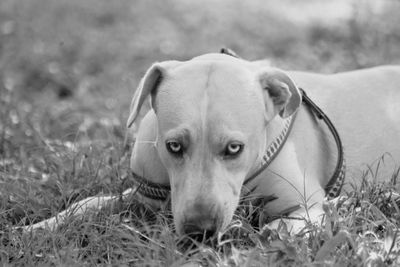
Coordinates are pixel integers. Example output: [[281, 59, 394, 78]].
[[129, 54, 400, 235], [20, 53, 400, 235], [290, 67, 400, 179]]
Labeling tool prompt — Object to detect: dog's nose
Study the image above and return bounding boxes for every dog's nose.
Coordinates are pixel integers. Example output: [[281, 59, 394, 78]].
[[181, 203, 221, 239]]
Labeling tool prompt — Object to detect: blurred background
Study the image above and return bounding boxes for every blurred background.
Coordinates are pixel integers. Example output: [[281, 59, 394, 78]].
[[1, 0, 400, 141], [1, 0, 400, 211]]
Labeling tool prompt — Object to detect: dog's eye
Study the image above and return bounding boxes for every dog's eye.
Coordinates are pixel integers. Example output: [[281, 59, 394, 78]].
[[225, 142, 243, 157], [166, 141, 183, 155]]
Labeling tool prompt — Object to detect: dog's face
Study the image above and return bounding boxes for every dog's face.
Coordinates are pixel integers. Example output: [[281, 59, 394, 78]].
[[154, 62, 267, 235], [127, 54, 301, 236]]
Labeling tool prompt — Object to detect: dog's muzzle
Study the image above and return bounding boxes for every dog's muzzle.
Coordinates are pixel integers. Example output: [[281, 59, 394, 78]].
[[180, 202, 223, 239]]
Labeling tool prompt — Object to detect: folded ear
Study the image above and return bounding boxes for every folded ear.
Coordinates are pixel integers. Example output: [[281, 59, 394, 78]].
[[259, 69, 301, 119], [126, 61, 180, 128]]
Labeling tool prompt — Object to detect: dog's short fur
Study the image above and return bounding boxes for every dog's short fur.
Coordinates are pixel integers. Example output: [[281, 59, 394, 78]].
[[21, 53, 400, 236]]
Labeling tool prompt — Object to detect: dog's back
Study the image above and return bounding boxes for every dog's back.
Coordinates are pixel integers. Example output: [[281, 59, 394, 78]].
[[290, 66, 400, 182]]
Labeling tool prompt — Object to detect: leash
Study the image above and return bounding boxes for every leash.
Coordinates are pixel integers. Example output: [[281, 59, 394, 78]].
[[241, 89, 346, 199], [299, 88, 346, 199], [220, 48, 345, 198]]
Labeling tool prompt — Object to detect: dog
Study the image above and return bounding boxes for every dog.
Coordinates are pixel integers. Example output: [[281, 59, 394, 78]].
[[20, 52, 400, 237]]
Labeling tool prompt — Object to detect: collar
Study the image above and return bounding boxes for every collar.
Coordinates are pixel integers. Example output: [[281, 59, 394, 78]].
[[241, 113, 296, 191], [130, 171, 170, 201], [129, 113, 297, 202], [129, 89, 346, 202]]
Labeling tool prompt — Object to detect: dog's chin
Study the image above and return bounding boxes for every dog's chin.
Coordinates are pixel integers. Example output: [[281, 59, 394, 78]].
[[174, 207, 235, 239], [175, 220, 223, 240]]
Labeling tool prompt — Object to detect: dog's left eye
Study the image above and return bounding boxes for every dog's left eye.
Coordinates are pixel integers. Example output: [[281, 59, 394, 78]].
[[166, 141, 183, 155], [224, 142, 243, 157]]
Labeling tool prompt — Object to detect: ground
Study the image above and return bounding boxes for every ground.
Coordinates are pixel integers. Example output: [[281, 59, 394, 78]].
[[1, 0, 400, 266]]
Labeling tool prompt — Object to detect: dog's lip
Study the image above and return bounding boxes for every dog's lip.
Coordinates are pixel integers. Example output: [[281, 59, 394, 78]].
[[180, 215, 223, 238]]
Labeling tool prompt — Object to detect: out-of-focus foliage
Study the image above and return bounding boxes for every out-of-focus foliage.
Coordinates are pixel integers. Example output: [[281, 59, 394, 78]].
[[1, 0, 399, 138]]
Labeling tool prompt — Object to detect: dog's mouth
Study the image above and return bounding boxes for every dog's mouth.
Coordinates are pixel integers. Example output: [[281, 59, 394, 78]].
[[182, 222, 218, 241]]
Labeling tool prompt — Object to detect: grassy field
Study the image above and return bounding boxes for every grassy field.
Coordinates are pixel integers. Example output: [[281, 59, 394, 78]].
[[1, 0, 400, 265]]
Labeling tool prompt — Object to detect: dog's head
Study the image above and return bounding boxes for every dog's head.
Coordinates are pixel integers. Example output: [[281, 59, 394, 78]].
[[127, 53, 301, 237]]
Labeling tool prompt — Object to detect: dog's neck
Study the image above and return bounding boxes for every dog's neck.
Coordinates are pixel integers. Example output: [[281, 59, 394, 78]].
[[266, 115, 288, 147], [247, 115, 289, 177]]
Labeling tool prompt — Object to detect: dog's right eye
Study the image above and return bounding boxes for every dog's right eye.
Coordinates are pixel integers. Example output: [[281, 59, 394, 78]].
[[223, 142, 244, 158], [166, 141, 183, 155]]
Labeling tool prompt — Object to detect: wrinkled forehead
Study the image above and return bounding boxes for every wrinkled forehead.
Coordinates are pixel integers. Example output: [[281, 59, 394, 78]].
[[155, 61, 264, 132]]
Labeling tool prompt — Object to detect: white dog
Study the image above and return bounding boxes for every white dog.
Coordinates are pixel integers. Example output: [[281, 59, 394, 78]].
[[21, 52, 400, 237]]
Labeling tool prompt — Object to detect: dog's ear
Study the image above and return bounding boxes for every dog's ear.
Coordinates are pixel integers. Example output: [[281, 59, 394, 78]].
[[127, 61, 180, 128], [259, 69, 301, 119]]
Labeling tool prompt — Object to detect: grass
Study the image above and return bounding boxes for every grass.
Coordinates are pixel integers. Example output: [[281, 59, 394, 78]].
[[2, 173, 400, 266], [1, 0, 400, 265]]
